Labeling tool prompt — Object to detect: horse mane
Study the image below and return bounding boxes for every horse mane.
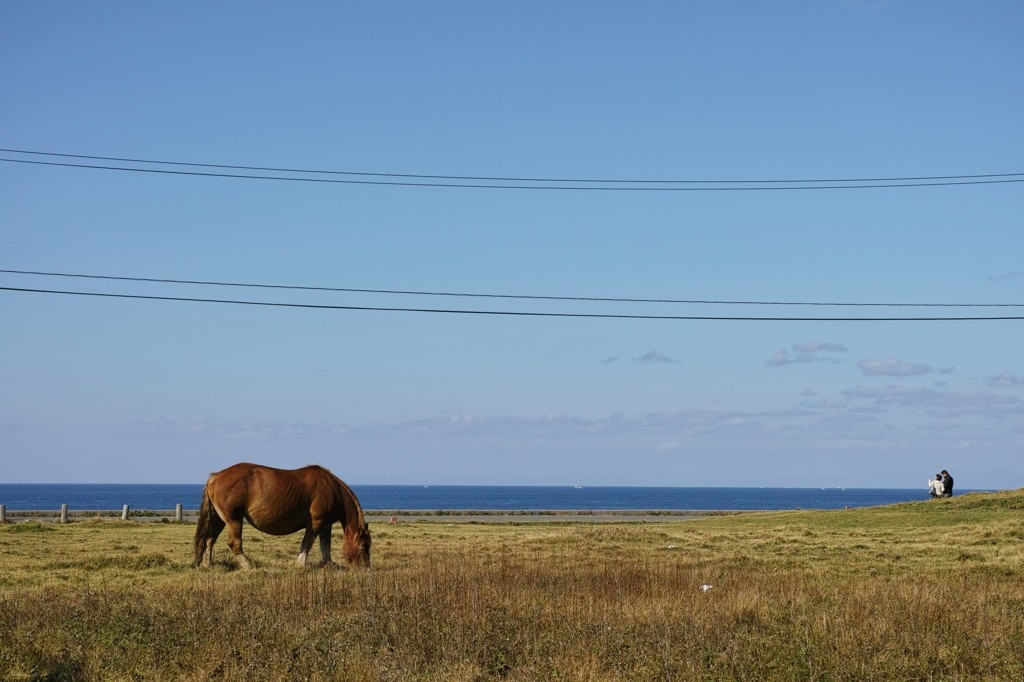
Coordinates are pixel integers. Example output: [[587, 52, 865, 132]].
[[316, 465, 365, 529], [342, 481, 366, 528]]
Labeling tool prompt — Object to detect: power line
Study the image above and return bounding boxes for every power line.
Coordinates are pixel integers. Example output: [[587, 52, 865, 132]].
[[3, 286, 1023, 321], [3, 146, 1022, 185], [2, 268, 1021, 308], [3, 156, 1023, 191]]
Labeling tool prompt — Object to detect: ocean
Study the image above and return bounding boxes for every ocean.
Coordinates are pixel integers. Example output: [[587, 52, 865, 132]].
[[0, 484, 983, 511]]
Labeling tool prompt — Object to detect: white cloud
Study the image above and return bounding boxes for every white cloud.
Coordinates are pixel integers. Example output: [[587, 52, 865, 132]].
[[125, 402, 913, 453], [111, 396, 1024, 487], [127, 419, 349, 441], [989, 372, 1024, 387], [807, 399, 846, 409], [987, 271, 1024, 284], [857, 357, 931, 376], [800, 389, 817, 396], [767, 349, 843, 366], [842, 385, 1022, 418], [600, 357, 619, 364], [634, 350, 680, 364], [124, 408, 805, 448], [848, 406, 888, 414], [792, 340, 848, 353]]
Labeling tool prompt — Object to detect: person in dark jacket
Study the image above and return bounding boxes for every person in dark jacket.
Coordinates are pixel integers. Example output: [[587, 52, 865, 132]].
[[941, 470, 954, 497]]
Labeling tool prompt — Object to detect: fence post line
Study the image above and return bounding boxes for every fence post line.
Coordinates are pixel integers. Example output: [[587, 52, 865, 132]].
[[122, 504, 130, 521], [60, 504, 68, 524], [175, 503, 183, 522], [0, 504, 6, 523]]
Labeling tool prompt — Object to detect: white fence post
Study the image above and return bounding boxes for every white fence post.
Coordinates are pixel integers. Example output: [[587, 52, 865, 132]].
[[122, 504, 130, 521], [60, 504, 68, 523], [175, 503, 183, 522], [0, 504, 6, 523]]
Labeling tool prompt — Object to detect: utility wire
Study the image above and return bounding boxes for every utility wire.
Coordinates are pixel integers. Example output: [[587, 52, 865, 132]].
[[2, 286, 1023, 321], [1, 268, 1021, 308], [3, 147, 1022, 185], [3, 156, 1023, 191]]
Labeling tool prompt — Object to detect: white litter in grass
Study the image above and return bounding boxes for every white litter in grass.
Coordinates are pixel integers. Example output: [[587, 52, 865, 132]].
[[666, 544, 678, 549], [700, 584, 714, 592], [446, 524, 453, 526]]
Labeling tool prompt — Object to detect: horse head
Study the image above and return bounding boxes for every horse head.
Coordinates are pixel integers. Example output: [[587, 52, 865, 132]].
[[343, 522, 371, 569]]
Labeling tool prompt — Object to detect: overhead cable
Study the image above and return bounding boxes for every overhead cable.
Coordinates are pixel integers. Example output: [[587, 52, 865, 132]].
[[3, 286, 1023, 321], [3, 147, 1022, 185], [2, 268, 1021, 308], [2, 155, 1022, 191]]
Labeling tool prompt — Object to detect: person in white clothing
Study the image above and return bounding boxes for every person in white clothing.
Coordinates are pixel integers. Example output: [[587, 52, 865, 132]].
[[928, 474, 944, 498]]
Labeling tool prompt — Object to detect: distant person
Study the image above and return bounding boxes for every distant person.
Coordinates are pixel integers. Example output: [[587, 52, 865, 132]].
[[928, 474, 944, 498], [941, 470, 954, 498]]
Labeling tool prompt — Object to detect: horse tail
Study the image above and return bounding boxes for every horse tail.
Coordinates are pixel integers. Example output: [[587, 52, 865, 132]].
[[193, 477, 218, 565]]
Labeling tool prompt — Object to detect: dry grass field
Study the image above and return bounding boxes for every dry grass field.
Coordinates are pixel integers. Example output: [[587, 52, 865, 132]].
[[2, 491, 1023, 681]]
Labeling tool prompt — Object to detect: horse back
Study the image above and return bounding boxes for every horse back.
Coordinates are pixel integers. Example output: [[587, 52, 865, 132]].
[[207, 463, 352, 536]]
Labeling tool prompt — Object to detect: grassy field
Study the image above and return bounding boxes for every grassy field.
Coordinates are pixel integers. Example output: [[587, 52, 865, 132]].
[[1, 491, 1023, 681]]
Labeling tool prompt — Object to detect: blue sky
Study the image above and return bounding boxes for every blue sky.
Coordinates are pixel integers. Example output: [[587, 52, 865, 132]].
[[1, 2, 1022, 486]]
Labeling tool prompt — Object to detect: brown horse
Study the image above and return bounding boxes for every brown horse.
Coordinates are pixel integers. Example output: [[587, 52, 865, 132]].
[[193, 463, 370, 570]]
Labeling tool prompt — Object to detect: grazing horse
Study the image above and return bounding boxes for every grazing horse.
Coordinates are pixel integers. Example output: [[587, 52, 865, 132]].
[[193, 463, 371, 570]]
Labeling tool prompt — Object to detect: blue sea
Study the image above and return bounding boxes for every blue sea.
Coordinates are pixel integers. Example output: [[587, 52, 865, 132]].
[[0, 484, 988, 511]]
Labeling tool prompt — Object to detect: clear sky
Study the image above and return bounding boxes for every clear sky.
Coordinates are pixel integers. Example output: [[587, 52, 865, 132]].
[[1, 2, 1022, 487]]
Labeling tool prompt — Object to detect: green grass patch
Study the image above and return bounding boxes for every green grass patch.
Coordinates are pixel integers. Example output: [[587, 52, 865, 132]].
[[1, 521, 56, 533]]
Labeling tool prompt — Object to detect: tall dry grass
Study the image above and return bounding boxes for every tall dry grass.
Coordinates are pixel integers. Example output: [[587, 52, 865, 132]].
[[1, 493, 1023, 680]]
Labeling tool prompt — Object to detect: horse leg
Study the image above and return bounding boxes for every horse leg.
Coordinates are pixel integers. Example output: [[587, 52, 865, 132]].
[[203, 514, 226, 567], [296, 525, 316, 566], [225, 519, 253, 570], [318, 522, 335, 566]]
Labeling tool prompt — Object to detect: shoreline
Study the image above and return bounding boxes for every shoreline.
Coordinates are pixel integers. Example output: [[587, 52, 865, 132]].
[[2, 508, 756, 523]]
